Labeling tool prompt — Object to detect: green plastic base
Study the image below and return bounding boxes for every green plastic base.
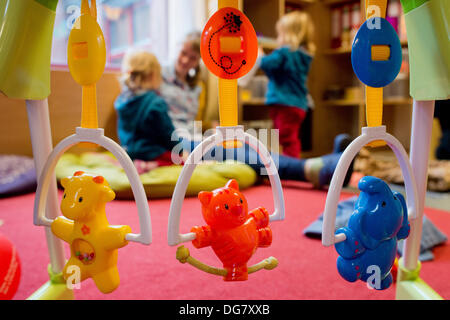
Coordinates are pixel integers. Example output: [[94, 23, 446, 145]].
[[27, 265, 74, 300], [27, 281, 74, 300], [396, 279, 444, 300], [396, 258, 443, 300]]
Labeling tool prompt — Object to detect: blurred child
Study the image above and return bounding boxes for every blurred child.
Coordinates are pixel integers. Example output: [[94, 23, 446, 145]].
[[260, 11, 315, 158], [114, 50, 184, 170]]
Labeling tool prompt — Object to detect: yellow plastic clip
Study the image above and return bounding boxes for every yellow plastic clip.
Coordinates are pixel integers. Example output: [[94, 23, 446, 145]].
[[67, 0, 105, 131]]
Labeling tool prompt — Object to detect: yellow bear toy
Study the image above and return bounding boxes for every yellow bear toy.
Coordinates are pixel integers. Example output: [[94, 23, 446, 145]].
[[51, 171, 131, 294]]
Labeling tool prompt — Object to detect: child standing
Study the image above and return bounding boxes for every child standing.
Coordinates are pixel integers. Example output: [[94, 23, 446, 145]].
[[114, 50, 183, 168], [260, 11, 315, 158]]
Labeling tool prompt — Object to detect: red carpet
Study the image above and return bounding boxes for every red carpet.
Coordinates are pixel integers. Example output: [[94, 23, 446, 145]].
[[1, 181, 449, 300]]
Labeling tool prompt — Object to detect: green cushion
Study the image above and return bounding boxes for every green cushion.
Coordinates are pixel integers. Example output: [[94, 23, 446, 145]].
[[55, 152, 257, 199]]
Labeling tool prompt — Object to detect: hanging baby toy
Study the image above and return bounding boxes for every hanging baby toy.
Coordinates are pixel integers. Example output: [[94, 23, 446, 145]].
[[33, 0, 151, 294], [321, 0, 419, 290], [167, 0, 285, 281]]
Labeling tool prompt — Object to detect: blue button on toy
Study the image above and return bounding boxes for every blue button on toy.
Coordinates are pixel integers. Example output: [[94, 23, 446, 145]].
[[351, 17, 402, 88]]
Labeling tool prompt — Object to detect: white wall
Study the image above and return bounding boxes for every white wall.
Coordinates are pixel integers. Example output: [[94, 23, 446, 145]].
[[167, 0, 206, 64]]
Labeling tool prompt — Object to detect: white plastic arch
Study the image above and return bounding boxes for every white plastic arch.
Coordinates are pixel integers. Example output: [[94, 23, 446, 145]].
[[168, 126, 285, 246], [322, 125, 419, 247], [33, 127, 152, 245]]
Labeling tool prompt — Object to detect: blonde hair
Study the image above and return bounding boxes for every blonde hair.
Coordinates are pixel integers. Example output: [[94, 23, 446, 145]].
[[276, 11, 316, 55], [120, 50, 162, 92]]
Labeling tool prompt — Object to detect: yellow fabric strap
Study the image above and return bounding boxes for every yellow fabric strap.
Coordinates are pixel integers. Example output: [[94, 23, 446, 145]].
[[218, 79, 238, 127], [78, 0, 99, 130], [90, 0, 97, 19], [365, 87, 383, 127], [79, 86, 98, 151], [218, 0, 239, 128], [364, 0, 387, 131], [81, 0, 90, 15], [219, 0, 238, 8], [365, 0, 387, 19], [81, 84, 98, 129]]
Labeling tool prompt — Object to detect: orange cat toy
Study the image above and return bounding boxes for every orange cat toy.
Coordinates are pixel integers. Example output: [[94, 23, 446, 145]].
[[176, 180, 277, 281]]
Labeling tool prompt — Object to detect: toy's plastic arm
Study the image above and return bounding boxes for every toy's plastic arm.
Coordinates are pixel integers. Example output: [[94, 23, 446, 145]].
[[176, 246, 278, 276], [249, 207, 270, 228], [101, 225, 133, 250], [190, 225, 212, 249], [51, 217, 74, 243], [334, 227, 366, 259]]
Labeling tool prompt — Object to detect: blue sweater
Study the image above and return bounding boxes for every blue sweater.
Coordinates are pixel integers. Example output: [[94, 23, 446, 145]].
[[260, 46, 312, 111], [114, 89, 180, 161]]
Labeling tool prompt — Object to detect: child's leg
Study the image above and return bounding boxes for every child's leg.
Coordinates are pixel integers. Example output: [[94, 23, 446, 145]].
[[243, 133, 353, 189], [133, 151, 175, 175], [270, 106, 306, 158], [269, 107, 281, 133]]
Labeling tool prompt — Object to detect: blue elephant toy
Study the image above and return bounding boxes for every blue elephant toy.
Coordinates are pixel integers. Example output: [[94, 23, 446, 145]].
[[334, 176, 410, 290]]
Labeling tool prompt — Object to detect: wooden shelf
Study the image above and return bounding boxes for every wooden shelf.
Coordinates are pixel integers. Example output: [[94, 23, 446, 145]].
[[241, 98, 266, 105], [286, 0, 316, 4], [323, 47, 352, 55], [323, 97, 412, 107], [323, 99, 361, 106], [384, 97, 412, 105], [323, 41, 408, 55], [323, 0, 359, 5]]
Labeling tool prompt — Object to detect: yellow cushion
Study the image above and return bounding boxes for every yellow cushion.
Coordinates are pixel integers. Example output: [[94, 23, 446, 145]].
[[55, 152, 257, 199]]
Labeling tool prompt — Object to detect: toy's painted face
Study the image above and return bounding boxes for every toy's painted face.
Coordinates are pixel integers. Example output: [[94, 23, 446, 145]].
[[198, 180, 248, 229], [366, 192, 404, 240], [60, 172, 115, 221], [200, 7, 258, 79]]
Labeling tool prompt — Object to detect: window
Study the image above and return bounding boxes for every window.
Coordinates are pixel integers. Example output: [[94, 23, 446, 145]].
[[51, 0, 168, 69], [109, 8, 131, 52], [51, 0, 206, 70], [133, 3, 151, 44]]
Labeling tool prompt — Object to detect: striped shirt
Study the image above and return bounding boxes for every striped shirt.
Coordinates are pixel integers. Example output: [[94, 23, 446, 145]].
[[160, 66, 202, 137]]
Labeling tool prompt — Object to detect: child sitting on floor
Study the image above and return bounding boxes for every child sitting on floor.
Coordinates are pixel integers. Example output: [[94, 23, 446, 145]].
[[259, 11, 315, 158], [114, 50, 185, 171], [115, 48, 353, 189]]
